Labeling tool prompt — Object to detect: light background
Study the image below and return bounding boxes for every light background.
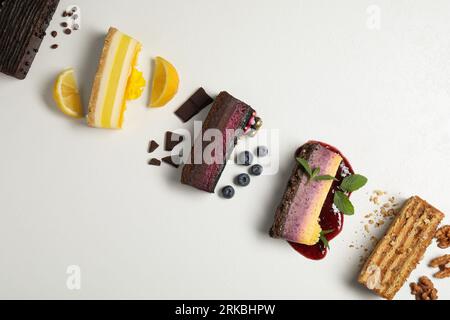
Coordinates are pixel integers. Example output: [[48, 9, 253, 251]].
[[0, 0, 449, 299]]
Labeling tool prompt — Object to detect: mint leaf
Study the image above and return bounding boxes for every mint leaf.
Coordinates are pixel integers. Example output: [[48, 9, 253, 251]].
[[296, 158, 312, 177], [320, 235, 329, 249], [313, 175, 337, 181], [333, 191, 355, 215], [340, 174, 368, 192], [321, 229, 334, 235], [312, 168, 320, 179], [319, 229, 334, 249]]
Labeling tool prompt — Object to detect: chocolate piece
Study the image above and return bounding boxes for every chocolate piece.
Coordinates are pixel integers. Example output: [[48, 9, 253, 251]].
[[181, 91, 257, 193], [165, 131, 184, 152], [64, 28, 71, 35], [148, 158, 161, 167], [162, 156, 181, 169], [175, 88, 213, 122], [148, 140, 159, 154], [51, 30, 57, 37], [0, 0, 60, 79], [61, 22, 68, 27], [50, 44, 58, 49]]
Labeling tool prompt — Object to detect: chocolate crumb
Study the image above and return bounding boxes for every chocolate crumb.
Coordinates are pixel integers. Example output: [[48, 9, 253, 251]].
[[162, 156, 181, 168], [148, 159, 161, 167], [165, 131, 184, 151], [148, 140, 159, 154], [50, 44, 58, 49], [64, 28, 72, 35], [51, 31, 57, 38]]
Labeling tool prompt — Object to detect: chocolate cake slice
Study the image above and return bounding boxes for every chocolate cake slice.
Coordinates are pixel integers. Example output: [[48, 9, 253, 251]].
[[0, 0, 60, 79], [181, 91, 259, 193], [270, 142, 343, 245]]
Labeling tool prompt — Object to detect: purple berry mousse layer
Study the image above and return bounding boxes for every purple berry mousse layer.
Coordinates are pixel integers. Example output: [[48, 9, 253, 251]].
[[181, 91, 255, 193], [270, 142, 343, 245]]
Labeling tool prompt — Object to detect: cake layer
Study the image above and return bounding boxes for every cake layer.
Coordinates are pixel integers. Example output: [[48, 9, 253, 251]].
[[358, 196, 445, 300], [87, 27, 141, 129], [270, 143, 342, 245], [0, 0, 60, 79], [181, 92, 255, 193]]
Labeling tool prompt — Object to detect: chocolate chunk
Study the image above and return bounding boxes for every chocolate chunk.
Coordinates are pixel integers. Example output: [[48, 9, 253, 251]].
[[50, 44, 58, 49], [165, 131, 184, 151], [148, 158, 161, 166], [175, 88, 213, 123], [0, 0, 60, 79], [51, 31, 57, 37], [162, 156, 181, 168], [148, 140, 159, 154]]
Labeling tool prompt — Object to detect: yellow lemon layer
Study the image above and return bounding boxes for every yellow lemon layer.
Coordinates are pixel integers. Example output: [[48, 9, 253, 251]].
[[87, 27, 142, 129]]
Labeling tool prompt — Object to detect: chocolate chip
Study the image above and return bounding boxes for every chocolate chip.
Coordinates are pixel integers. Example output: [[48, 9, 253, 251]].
[[148, 159, 161, 167], [73, 24, 80, 31], [61, 22, 68, 28], [71, 7, 77, 12], [67, 12, 73, 17], [64, 28, 72, 35], [72, 14, 78, 20], [51, 31, 57, 37], [162, 156, 181, 168], [50, 44, 58, 49], [148, 140, 159, 154], [175, 88, 214, 123], [62, 11, 68, 17], [165, 132, 184, 151]]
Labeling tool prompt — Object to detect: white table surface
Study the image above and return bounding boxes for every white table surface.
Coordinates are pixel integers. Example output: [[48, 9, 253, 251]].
[[0, 0, 449, 300]]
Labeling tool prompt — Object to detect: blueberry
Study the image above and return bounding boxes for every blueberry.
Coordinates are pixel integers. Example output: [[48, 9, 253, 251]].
[[249, 164, 263, 176], [236, 151, 254, 166], [235, 173, 251, 187], [221, 186, 235, 199], [256, 146, 269, 157]]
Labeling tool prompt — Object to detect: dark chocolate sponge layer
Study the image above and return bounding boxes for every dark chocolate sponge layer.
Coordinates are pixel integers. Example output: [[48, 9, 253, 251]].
[[181, 92, 255, 193], [0, 0, 60, 79]]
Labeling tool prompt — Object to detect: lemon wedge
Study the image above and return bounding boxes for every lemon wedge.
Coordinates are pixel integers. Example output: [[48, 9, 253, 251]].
[[53, 68, 83, 118], [149, 56, 179, 108]]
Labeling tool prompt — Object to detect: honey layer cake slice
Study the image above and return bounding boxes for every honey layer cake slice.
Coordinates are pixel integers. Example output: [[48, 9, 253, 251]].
[[358, 196, 444, 300], [87, 27, 142, 129], [0, 0, 60, 79]]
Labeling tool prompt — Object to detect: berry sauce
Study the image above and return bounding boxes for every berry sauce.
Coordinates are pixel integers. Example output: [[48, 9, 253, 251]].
[[288, 141, 354, 260]]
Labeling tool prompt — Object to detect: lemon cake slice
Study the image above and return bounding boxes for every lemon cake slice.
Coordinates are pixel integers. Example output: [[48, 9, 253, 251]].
[[87, 27, 143, 129]]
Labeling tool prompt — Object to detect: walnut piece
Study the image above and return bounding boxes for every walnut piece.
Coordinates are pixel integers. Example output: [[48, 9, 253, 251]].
[[429, 254, 450, 279], [409, 276, 438, 300], [435, 225, 450, 249]]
